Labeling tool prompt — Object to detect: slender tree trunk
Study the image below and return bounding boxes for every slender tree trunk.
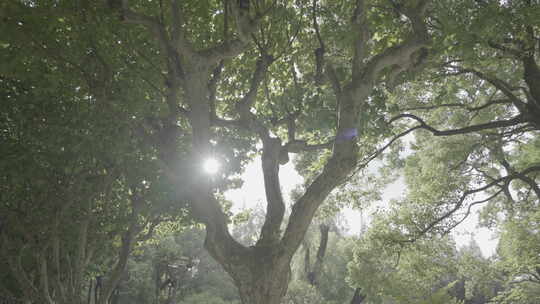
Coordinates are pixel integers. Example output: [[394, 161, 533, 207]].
[[87, 278, 93, 304], [97, 194, 142, 304], [97, 226, 135, 304], [304, 224, 330, 286], [350, 288, 366, 304]]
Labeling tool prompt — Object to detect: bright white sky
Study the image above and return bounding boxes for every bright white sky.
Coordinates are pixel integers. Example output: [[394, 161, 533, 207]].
[[225, 157, 498, 257]]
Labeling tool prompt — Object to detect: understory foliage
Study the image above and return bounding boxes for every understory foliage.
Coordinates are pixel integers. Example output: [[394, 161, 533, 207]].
[[1, 0, 539, 303]]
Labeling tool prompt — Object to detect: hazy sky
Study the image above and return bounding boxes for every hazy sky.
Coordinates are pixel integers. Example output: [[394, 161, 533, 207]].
[[225, 157, 498, 257]]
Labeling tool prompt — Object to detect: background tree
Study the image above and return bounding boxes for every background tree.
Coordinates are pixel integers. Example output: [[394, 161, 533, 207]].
[[0, 2, 187, 303], [377, 0, 540, 240]]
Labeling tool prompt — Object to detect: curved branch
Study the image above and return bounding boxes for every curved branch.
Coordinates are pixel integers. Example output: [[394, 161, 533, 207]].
[[443, 189, 504, 234], [234, 55, 275, 139], [211, 55, 286, 246], [407, 165, 540, 241], [449, 66, 528, 111], [400, 98, 512, 112], [487, 40, 523, 58], [358, 125, 422, 168], [517, 166, 540, 199], [358, 0, 430, 84], [390, 113, 525, 136], [497, 155, 540, 200], [122, 7, 172, 56], [414, 182, 505, 239]]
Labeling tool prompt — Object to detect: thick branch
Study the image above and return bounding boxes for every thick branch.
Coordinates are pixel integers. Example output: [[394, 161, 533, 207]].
[[303, 241, 311, 279], [200, 38, 254, 63], [1, 240, 40, 301], [200, 0, 263, 63], [170, 0, 195, 56], [122, 3, 185, 118], [209, 60, 224, 120], [326, 63, 342, 97], [515, 172, 540, 200], [122, 7, 171, 56], [351, 0, 370, 78], [487, 40, 523, 58], [497, 152, 540, 200], [312, 0, 326, 86], [523, 55, 540, 108], [210, 57, 286, 247], [257, 137, 286, 245], [311, 0, 342, 94], [237, 56, 273, 114], [278, 0, 429, 254], [183, 67, 251, 273], [72, 212, 90, 301], [358, 0, 430, 84], [281, 86, 361, 255], [233, 55, 275, 139]]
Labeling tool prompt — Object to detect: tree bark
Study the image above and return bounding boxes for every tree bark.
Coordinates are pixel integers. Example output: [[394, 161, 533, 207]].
[[305, 224, 330, 286], [232, 248, 292, 304], [97, 194, 143, 304], [350, 287, 367, 304]]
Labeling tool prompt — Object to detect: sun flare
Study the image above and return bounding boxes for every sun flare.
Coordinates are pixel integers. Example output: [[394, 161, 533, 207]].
[[203, 158, 220, 174]]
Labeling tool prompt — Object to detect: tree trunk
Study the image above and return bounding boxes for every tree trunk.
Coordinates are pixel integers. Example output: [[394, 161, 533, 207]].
[[231, 248, 291, 304], [304, 224, 330, 286], [97, 194, 143, 304], [350, 288, 366, 304]]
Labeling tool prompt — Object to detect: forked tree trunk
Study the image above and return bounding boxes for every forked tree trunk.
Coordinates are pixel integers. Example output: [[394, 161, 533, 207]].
[[230, 249, 292, 304]]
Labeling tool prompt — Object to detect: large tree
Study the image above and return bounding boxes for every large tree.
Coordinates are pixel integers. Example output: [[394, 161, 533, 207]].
[[100, 0, 431, 302]]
